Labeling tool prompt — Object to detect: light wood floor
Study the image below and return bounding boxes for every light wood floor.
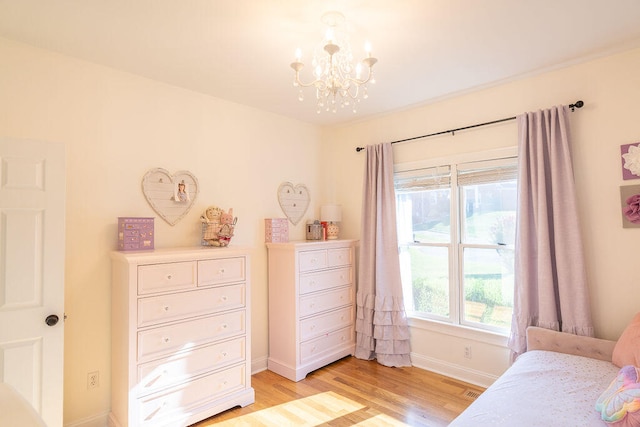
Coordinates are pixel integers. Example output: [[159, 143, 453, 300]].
[[192, 356, 485, 426]]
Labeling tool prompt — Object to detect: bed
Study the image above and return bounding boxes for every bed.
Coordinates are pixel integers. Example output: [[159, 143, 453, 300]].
[[449, 325, 640, 426]]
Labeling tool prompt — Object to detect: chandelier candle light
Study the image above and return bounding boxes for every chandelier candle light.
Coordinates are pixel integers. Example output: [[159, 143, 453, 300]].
[[291, 11, 377, 113]]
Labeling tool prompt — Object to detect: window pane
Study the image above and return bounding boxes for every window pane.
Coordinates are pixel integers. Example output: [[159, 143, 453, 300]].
[[401, 245, 450, 317], [395, 153, 517, 332], [462, 247, 514, 329], [397, 189, 451, 244], [461, 181, 516, 245]]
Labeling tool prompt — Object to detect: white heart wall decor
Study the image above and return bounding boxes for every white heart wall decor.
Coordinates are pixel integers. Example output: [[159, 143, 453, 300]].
[[277, 182, 310, 225], [142, 168, 199, 226]]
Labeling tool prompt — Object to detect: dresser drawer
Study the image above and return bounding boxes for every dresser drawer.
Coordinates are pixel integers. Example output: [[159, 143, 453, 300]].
[[137, 337, 246, 397], [299, 267, 352, 295], [138, 311, 245, 361], [138, 261, 197, 295], [299, 286, 353, 318], [300, 326, 354, 364], [138, 284, 246, 328], [299, 306, 353, 342], [299, 249, 328, 272], [327, 247, 352, 267], [198, 257, 245, 286], [137, 363, 247, 427]]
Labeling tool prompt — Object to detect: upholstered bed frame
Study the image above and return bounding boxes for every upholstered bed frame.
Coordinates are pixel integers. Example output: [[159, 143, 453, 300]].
[[449, 323, 640, 426]]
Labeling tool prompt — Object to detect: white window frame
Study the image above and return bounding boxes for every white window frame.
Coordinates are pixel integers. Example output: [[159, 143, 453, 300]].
[[394, 146, 518, 334]]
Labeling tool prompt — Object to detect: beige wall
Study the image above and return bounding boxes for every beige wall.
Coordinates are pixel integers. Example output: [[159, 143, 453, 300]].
[[324, 47, 640, 385], [0, 37, 325, 425], [2, 33, 640, 425]]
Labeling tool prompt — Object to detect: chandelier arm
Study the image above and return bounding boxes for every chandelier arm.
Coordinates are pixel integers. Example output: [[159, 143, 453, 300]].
[[294, 69, 373, 100], [330, 60, 374, 88], [295, 78, 323, 88], [344, 66, 375, 86], [291, 61, 332, 89], [340, 76, 371, 90], [342, 84, 360, 100]]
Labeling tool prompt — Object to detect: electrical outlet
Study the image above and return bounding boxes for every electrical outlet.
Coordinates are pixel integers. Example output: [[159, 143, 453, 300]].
[[464, 345, 472, 359], [87, 371, 99, 389]]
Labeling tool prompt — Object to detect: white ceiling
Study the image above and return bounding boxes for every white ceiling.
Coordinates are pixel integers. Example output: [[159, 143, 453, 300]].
[[1, 0, 640, 126]]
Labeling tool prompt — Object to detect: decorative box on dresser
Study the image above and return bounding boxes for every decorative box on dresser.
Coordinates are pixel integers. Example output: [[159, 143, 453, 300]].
[[266, 239, 357, 382], [109, 247, 254, 427]]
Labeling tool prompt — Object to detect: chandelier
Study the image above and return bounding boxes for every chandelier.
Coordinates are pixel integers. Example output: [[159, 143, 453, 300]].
[[290, 11, 378, 114]]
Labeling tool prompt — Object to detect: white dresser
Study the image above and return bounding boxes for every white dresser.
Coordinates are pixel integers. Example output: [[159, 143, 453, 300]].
[[109, 247, 254, 427], [266, 239, 357, 382]]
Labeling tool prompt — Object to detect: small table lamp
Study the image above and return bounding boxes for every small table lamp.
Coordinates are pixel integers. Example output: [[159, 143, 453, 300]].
[[321, 205, 342, 240]]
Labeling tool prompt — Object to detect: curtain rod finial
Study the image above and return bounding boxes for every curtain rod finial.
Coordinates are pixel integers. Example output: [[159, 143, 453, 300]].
[[569, 100, 584, 111]]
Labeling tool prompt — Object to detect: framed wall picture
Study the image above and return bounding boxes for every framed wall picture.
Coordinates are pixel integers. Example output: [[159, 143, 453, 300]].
[[621, 142, 640, 180], [620, 184, 640, 228]]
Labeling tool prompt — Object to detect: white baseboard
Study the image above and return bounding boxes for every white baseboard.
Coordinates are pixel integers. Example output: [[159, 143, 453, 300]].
[[64, 411, 110, 427], [410, 352, 498, 389], [252, 354, 268, 374]]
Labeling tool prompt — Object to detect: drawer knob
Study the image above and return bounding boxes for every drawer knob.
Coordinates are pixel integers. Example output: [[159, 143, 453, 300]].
[[222, 324, 228, 329], [221, 296, 228, 301], [219, 268, 225, 274], [222, 351, 228, 357], [163, 306, 170, 312], [167, 274, 172, 280], [163, 337, 170, 343]]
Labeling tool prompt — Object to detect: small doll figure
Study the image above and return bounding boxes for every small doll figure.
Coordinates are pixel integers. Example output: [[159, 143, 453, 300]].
[[217, 208, 237, 247], [200, 206, 222, 244]]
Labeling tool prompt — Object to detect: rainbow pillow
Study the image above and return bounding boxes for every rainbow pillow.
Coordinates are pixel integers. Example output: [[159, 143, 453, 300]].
[[596, 365, 640, 426]]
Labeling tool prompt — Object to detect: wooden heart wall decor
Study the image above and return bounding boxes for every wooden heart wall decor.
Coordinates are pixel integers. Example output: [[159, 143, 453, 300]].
[[142, 168, 199, 225], [278, 182, 310, 225]]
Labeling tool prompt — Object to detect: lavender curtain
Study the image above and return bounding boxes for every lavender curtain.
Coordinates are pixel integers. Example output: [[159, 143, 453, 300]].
[[354, 142, 411, 367], [508, 105, 593, 359]]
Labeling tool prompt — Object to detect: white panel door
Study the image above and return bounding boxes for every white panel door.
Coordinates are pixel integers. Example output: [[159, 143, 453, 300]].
[[0, 139, 65, 427]]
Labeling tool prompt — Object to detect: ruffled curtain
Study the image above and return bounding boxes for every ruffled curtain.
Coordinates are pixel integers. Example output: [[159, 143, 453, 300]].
[[355, 142, 411, 367], [508, 105, 593, 361]]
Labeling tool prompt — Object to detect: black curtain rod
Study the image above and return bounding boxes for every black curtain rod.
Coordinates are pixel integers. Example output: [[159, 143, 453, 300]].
[[355, 100, 584, 152]]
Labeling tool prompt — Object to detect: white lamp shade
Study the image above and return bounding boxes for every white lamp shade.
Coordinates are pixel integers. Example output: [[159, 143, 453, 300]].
[[320, 204, 342, 222]]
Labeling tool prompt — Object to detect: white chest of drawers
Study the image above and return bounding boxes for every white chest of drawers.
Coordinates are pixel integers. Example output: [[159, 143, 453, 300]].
[[109, 247, 254, 427], [266, 240, 357, 381]]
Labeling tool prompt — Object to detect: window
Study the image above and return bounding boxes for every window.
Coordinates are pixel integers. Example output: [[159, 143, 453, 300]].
[[395, 152, 517, 333]]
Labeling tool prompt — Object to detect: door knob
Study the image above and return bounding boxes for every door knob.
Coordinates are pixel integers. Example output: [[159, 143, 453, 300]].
[[45, 314, 59, 326]]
